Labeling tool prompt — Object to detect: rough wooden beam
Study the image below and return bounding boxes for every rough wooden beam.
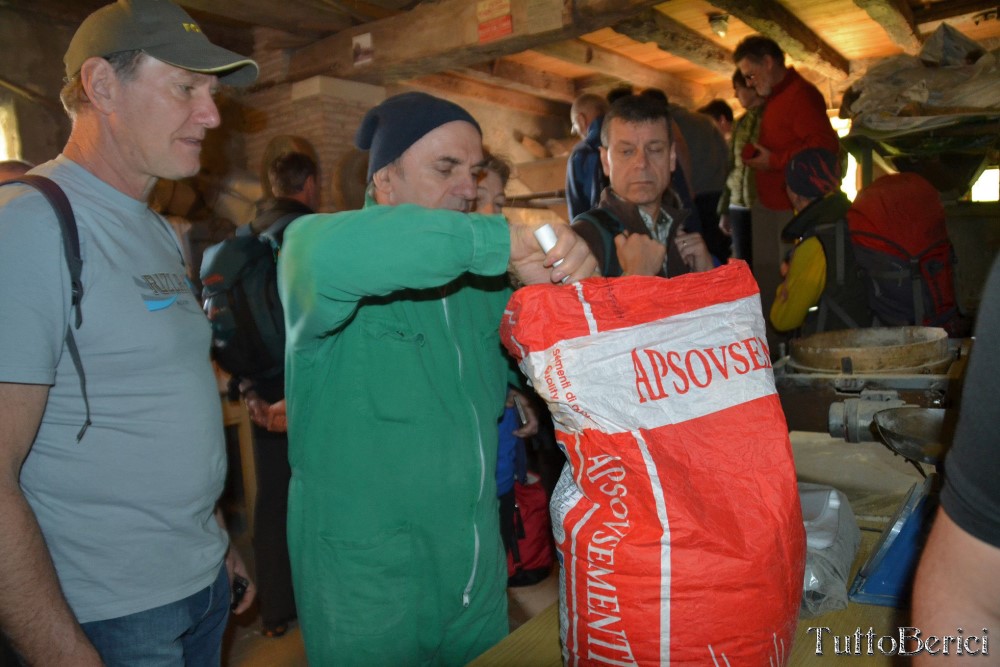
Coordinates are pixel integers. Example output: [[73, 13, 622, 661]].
[[0, 0, 95, 29], [853, 0, 922, 53], [287, 0, 666, 85], [574, 73, 628, 93], [707, 0, 850, 80], [253, 26, 314, 52], [612, 8, 735, 77], [180, 0, 351, 34], [534, 40, 705, 106], [405, 73, 567, 117], [0, 75, 63, 114], [460, 60, 577, 103], [913, 0, 999, 25], [574, 73, 725, 107], [320, 0, 404, 22]]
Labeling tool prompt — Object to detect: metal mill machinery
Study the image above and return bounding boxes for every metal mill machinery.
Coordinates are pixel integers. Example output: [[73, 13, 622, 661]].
[[773, 326, 968, 442]]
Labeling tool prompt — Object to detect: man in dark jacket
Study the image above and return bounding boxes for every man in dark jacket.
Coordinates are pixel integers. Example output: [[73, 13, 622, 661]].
[[565, 93, 609, 219], [571, 94, 714, 278], [236, 149, 319, 637], [242, 151, 318, 242], [771, 147, 871, 334]]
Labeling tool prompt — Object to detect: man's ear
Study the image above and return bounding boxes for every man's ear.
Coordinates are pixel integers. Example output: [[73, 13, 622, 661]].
[[79, 57, 118, 115], [371, 166, 393, 204], [668, 142, 677, 173], [600, 146, 611, 177]]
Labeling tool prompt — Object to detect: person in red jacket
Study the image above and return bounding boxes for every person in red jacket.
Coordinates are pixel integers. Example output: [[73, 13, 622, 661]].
[[734, 35, 841, 355]]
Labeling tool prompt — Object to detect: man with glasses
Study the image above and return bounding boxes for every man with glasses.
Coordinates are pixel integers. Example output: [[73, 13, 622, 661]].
[[733, 35, 840, 353]]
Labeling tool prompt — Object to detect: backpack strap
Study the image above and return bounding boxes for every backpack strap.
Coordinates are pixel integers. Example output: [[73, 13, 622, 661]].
[[260, 211, 305, 250], [915, 239, 959, 326], [812, 220, 862, 332], [909, 257, 925, 325], [574, 208, 624, 277], [834, 219, 846, 286], [5, 176, 91, 441]]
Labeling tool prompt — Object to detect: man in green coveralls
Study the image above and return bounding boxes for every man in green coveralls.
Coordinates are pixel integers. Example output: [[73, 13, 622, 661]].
[[278, 92, 596, 665]]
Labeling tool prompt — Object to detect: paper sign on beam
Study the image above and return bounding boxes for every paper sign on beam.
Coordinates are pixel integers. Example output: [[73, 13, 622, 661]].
[[477, 0, 513, 43]]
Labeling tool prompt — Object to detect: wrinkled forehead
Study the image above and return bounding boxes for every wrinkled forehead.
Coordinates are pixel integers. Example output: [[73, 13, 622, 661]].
[[606, 117, 671, 144]]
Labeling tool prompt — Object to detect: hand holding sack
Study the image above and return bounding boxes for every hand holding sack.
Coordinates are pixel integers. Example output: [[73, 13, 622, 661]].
[[501, 262, 805, 666]]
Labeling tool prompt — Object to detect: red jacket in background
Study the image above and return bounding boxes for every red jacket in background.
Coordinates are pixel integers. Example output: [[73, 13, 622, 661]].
[[756, 67, 841, 210]]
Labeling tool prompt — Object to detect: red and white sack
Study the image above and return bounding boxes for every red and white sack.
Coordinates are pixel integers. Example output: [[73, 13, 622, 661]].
[[501, 262, 805, 666]]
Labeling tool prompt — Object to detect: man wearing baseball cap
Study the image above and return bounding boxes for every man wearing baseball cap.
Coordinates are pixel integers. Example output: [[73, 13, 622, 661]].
[[0, 1, 258, 664], [770, 147, 871, 334], [278, 91, 595, 664]]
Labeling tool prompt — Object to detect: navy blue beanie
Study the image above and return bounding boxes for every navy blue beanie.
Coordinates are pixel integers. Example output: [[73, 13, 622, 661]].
[[785, 147, 841, 199], [355, 92, 481, 181]]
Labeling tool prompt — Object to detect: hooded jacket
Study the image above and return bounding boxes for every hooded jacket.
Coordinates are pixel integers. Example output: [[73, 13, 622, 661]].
[[772, 191, 872, 333]]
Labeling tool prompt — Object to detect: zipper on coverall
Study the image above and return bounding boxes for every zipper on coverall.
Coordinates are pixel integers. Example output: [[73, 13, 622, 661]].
[[442, 296, 485, 607]]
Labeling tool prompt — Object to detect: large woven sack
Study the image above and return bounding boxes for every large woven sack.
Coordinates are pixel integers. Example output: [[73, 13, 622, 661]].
[[501, 262, 804, 666]]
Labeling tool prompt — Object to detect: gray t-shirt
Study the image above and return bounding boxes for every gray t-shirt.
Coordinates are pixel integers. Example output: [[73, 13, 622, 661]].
[[0, 156, 228, 623]]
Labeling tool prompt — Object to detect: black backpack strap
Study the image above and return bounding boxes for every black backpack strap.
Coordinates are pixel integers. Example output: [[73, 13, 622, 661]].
[[812, 220, 861, 332], [574, 209, 624, 277], [6, 175, 91, 441], [834, 219, 847, 286], [909, 257, 925, 325], [260, 211, 304, 250]]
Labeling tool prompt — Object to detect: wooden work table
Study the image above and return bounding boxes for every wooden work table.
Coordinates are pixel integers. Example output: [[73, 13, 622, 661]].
[[469, 531, 907, 666]]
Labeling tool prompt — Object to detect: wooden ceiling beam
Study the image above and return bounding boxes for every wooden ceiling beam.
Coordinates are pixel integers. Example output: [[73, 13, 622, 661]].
[[706, 0, 851, 80], [180, 0, 352, 34], [533, 40, 706, 105], [405, 73, 567, 117], [913, 0, 999, 25], [459, 60, 577, 103], [287, 0, 666, 84], [612, 8, 735, 77], [573, 73, 626, 93], [852, 0, 922, 53], [319, 0, 404, 22], [572, 73, 736, 106]]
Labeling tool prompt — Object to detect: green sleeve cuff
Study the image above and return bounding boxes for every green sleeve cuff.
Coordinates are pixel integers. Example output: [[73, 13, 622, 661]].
[[467, 213, 511, 276]]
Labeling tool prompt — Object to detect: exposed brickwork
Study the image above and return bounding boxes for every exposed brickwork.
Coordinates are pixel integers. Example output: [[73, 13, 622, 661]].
[[243, 80, 376, 212]]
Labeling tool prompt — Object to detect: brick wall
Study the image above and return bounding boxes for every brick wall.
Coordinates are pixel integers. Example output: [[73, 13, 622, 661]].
[[244, 74, 384, 213]]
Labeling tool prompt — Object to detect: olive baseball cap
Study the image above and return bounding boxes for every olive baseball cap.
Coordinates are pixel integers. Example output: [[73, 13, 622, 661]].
[[64, 0, 258, 87]]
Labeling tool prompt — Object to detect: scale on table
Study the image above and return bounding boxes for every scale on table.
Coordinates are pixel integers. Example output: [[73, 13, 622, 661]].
[[848, 407, 954, 607]]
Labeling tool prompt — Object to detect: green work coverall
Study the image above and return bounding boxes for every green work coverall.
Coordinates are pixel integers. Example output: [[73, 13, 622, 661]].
[[279, 201, 513, 665]]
